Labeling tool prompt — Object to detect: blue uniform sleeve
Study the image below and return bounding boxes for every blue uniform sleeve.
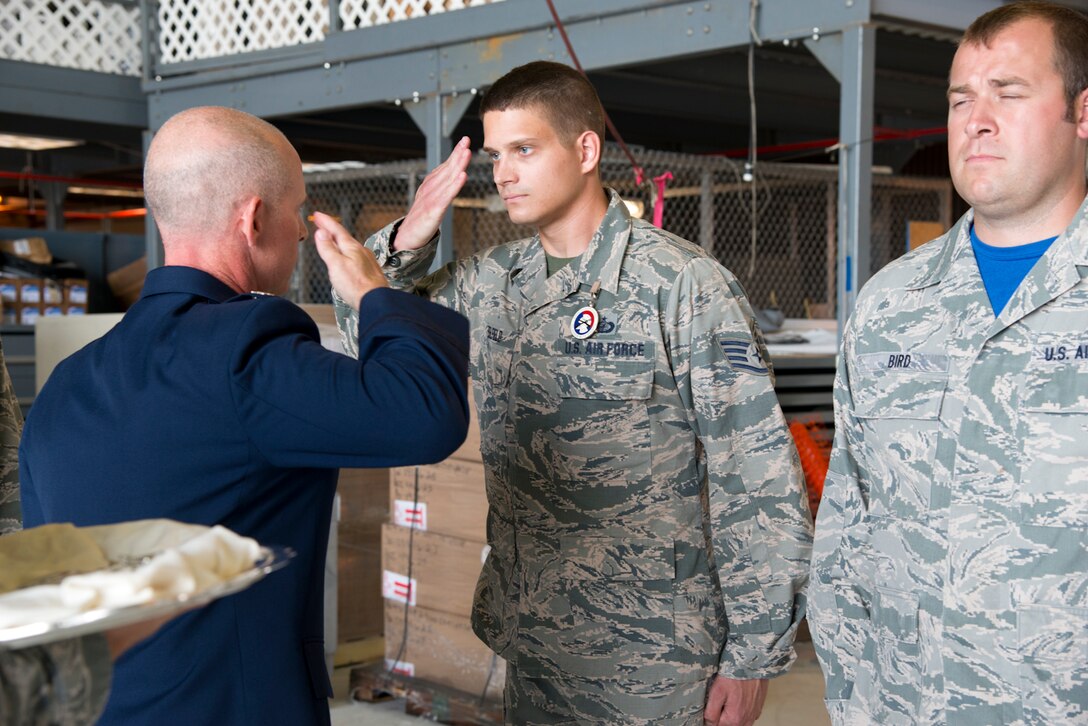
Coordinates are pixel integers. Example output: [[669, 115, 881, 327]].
[[230, 287, 470, 469]]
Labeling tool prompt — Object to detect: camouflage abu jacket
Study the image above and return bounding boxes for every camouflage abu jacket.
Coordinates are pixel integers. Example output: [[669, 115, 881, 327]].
[[0, 341, 112, 726], [337, 189, 812, 684], [809, 197, 1088, 725]]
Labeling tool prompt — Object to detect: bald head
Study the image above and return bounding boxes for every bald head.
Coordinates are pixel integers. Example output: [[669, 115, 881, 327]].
[[144, 107, 300, 239]]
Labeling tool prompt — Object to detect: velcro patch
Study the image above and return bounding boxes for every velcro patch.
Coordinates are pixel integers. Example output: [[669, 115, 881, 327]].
[[719, 337, 769, 375]]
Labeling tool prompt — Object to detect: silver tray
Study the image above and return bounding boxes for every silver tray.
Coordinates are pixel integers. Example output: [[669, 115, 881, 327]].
[[0, 545, 295, 650]]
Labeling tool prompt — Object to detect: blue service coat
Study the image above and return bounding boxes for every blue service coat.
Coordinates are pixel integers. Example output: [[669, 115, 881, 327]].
[[19, 266, 469, 726]]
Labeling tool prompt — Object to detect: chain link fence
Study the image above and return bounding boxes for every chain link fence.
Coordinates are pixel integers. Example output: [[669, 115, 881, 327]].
[[293, 148, 952, 318]]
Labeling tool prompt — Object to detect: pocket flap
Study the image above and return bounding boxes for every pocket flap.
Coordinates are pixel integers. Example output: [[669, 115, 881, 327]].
[[873, 587, 919, 644], [852, 370, 946, 420], [1022, 368, 1088, 413], [1019, 604, 1088, 661], [554, 357, 654, 400], [559, 536, 674, 581]]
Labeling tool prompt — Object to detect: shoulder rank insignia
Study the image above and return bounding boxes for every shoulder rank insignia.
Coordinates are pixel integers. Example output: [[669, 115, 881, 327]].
[[719, 336, 769, 375]]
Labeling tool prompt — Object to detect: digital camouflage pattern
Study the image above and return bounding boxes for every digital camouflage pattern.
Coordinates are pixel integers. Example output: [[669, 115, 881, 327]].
[[0, 340, 22, 535], [0, 342, 112, 725], [0, 636, 112, 726], [810, 198, 1088, 725], [337, 190, 812, 724]]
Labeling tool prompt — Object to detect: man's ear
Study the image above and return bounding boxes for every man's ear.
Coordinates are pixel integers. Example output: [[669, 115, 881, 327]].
[[237, 196, 262, 248], [1076, 88, 1088, 141], [578, 130, 602, 175]]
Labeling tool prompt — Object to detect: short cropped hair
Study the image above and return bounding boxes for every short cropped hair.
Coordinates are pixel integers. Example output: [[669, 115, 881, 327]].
[[144, 107, 294, 236], [962, 0, 1088, 121], [480, 61, 607, 144]]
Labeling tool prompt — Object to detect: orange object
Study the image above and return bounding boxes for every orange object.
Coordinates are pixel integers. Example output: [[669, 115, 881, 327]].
[[789, 420, 831, 516]]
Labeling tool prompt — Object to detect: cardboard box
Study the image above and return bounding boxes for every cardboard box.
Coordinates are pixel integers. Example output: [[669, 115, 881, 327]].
[[42, 280, 63, 305], [18, 304, 39, 326], [0, 280, 17, 305], [338, 467, 389, 529], [64, 279, 89, 306], [0, 237, 52, 265], [450, 396, 482, 462], [384, 604, 504, 702], [337, 467, 389, 642], [16, 279, 42, 305], [338, 536, 383, 642], [381, 523, 488, 618], [107, 256, 147, 309], [390, 459, 487, 542]]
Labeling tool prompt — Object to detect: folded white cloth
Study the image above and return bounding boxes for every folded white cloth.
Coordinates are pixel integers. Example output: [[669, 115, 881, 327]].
[[0, 523, 262, 630]]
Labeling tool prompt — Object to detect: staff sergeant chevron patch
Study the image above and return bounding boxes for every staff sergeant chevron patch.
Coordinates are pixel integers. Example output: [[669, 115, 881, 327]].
[[718, 336, 769, 375]]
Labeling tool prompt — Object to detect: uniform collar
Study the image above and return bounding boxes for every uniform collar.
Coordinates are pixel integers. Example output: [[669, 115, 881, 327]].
[[904, 211, 973, 291], [570, 188, 631, 296], [509, 188, 631, 316], [139, 266, 240, 303], [905, 193, 1088, 291]]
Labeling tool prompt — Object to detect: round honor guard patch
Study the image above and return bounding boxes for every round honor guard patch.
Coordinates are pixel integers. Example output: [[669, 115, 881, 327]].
[[571, 306, 599, 340]]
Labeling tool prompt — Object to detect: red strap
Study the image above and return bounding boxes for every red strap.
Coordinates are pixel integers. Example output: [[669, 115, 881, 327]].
[[544, 0, 643, 186], [652, 172, 673, 228]]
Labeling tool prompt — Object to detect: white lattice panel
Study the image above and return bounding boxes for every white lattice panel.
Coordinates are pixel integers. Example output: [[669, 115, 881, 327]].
[[157, 0, 329, 64], [0, 0, 141, 75], [340, 0, 503, 30]]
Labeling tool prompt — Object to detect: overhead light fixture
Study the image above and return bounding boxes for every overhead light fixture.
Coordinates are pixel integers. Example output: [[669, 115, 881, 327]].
[[68, 186, 144, 198], [0, 134, 83, 151]]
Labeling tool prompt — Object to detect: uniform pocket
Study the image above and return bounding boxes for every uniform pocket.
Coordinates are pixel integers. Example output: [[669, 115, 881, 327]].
[[530, 536, 679, 679], [870, 587, 922, 720], [553, 357, 654, 400], [1018, 604, 1088, 722], [549, 358, 654, 484], [483, 332, 516, 390], [1019, 369, 1088, 527], [852, 370, 946, 520]]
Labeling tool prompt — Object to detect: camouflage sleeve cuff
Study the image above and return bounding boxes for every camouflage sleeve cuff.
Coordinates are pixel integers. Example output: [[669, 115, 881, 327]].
[[717, 629, 798, 680], [381, 219, 438, 273], [824, 700, 851, 726]]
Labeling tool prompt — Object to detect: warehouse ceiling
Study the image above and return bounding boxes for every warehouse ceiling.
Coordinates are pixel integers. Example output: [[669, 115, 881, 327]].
[[0, 25, 959, 223]]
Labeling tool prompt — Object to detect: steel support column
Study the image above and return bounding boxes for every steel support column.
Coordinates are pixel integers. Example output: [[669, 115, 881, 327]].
[[835, 23, 874, 337], [42, 183, 67, 231], [404, 92, 473, 269]]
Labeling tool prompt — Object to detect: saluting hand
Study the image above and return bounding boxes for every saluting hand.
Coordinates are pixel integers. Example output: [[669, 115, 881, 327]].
[[394, 136, 472, 251], [703, 676, 769, 726], [312, 211, 389, 311]]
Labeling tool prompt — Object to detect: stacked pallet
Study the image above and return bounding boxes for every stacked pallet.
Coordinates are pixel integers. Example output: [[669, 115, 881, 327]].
[[379, 401, 505, 706]]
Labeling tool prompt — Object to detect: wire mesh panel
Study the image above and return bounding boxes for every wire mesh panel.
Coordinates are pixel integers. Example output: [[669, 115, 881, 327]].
[[150, 0, 506, 65], [0, 0, 141, 75], [155, 0, 328, 64], [339, 0, 503, 29], [296, 149, 951, 320]]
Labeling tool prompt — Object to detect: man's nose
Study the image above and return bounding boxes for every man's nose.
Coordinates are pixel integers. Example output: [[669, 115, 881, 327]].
[[493, 157, 514, 186], [965, 98, 996, 138]]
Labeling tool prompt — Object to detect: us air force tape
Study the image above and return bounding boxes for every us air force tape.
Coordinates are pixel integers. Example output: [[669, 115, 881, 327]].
[[571, 306, 599, 340]]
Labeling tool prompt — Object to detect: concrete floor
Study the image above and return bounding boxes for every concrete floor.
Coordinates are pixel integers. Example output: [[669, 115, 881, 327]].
[[328, 641, 831, 726]]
